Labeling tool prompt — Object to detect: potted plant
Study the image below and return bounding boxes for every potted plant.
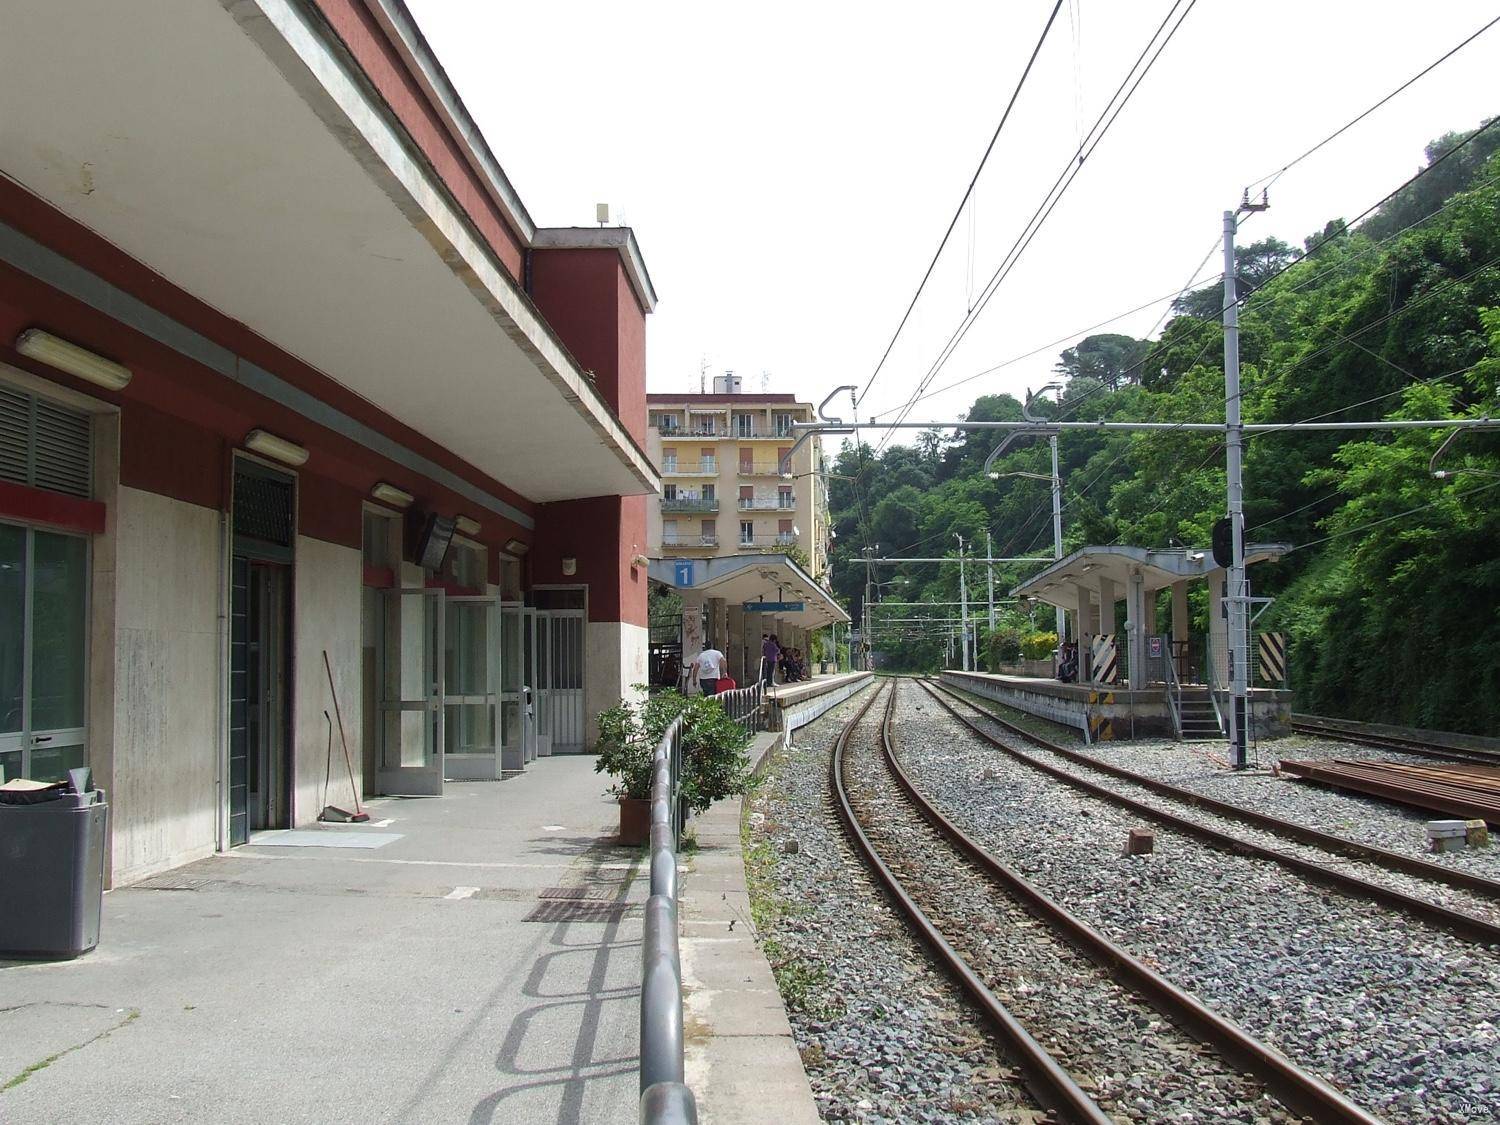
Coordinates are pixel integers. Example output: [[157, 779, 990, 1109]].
[[595, 689, 686, 845], [594, 688, 755, 844]]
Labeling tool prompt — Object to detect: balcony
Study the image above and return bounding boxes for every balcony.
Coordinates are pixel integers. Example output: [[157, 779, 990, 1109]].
[[730, 428, 797, 440], [659, 425, 722, 438], [736, 534, 799, 550], [661, 497, 720, 513], [662, 534, 719, 550], [661, 460, 719, 477], [737, 496, 796, 511], [737, 461, 791, 478]]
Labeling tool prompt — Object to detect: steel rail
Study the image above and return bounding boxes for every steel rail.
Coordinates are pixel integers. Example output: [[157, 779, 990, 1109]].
[[921, 679, 1500, 945], [878, 680, 1383, 1124], [1291, 714, 1500, 767], [830, 683, 1112, 1125], [935, 681, 1500, 900]]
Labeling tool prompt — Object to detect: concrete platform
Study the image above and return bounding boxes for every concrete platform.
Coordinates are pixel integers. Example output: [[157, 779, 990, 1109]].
[[680, 731, 820, 1125], [0, 758, 645, 1124], [940, 670, 1291, 740], [768, 671, 874, 734]]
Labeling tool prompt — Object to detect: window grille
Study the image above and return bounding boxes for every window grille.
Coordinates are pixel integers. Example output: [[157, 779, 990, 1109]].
[[0, 385, 92, 499]]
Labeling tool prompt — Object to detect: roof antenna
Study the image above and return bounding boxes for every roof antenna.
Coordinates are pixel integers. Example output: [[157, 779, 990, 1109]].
[[761, 370, 770, 393], [595, 203, 609, 227], [699, 356, 707, 394]]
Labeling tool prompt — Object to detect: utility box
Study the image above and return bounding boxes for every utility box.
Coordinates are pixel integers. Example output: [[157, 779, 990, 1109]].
[[0, 776, 108, 959]]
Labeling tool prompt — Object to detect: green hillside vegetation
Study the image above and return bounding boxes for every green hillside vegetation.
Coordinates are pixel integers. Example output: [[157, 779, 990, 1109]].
[[828, 120, 1500, 734]]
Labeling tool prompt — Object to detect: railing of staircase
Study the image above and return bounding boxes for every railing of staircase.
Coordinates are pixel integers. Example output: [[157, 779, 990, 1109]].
[[1162, 648, 1184, 740], [1204, 635, 1228, 734], [639, 714, 697, 1124]]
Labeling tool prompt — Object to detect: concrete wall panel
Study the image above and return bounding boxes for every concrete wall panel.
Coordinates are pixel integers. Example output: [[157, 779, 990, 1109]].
[[110, 486, 220, 885], [584, 620, 647, 750], [292, 534, 363, 821]]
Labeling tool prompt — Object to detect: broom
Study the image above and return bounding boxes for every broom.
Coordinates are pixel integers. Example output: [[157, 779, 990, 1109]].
[[318, 649, 370, 823]]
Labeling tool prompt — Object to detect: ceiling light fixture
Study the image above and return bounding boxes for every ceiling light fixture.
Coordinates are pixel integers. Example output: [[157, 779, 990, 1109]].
[[455, 515, 482, 538], [245, 429, 309, 467], [504, 538, 530, 556], [16, 329, 131, 390], [371, 482, 414, 508]]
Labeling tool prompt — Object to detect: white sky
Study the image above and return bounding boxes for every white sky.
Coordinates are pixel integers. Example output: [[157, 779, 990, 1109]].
[[406, 1, 1499, 442]]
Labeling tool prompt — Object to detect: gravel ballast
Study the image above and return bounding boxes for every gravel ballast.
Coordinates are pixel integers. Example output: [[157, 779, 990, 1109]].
[[743, 688, 1043, 1124], [898, 681, 1500, 1124]]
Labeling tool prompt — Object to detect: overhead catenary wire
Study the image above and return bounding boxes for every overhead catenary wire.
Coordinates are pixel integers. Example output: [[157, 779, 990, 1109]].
[[857, 0, 1067, 409], [874, 0, 1202, 452], [1243, 13, 1500, 196], [1284, 477, 1500, 554]]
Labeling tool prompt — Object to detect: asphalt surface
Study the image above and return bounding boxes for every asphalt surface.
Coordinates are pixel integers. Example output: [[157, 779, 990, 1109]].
[[0, 757, 644, 1124]]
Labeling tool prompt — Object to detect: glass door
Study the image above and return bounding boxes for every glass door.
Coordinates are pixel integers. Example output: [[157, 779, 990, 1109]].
[[0, 523, 88, 785], [499, 601, 525, 772], [522, 607, 539, 763], [443, 596, 501, 780], [377, 587, 444, 795]]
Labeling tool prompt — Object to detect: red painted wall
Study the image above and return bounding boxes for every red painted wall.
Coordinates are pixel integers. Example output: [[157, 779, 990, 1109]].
[[528, 245, 649, 628], [0, 191, 534, 557]]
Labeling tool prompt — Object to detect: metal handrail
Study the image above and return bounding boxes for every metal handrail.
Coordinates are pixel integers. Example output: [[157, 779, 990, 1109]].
[[662, 535, 718, 548], [736, 462, 791, 476], [640, 714, 696, 1122], [1204, 635, 1228, 733], [1162, 647, 1184, 739], [715, 682, 764, 732], [661, 498, 719, 513], [736, 496, 796, 510]]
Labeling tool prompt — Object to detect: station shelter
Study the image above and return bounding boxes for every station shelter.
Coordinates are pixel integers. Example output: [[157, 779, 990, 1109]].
[[1011, 544, 1290, 690], [648, 555, 849, 689], [0, 0, 663, 885]]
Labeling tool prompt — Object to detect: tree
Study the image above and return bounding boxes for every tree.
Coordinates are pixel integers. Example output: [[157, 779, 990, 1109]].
[[1055, 333, 1151, 390]]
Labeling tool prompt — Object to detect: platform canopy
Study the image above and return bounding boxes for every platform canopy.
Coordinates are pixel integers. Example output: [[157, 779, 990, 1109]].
[[649, 554, 849, 629], [0, 0, 656, 504], [1012, 543, 1289, 607]]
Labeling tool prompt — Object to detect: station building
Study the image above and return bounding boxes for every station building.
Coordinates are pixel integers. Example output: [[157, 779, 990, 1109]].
[[644, 377, 847, 685], [0, 0, 660, 884]]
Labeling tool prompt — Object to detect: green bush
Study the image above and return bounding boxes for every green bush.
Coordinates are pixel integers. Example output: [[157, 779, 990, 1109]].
[[594, 687, 754, 814], [986, 629, 1023, 669], [1020, 631, 1059, 661]]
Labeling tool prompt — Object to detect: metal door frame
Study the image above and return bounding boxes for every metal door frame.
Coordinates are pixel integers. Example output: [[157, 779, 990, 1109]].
[[0, 519, 90, 783], [376, 586, 445, 795], [442, 594, 502, 780], [499, 600, 526, 773]]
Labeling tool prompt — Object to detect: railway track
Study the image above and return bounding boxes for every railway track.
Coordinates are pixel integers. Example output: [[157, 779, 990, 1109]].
[[1290, 713, 1500, 767], [831, 679, 1380, 1124], [923, 677, 1500, 944]]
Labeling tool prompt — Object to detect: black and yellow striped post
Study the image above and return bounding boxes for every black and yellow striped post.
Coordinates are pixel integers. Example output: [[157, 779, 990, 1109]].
[[1258, 631, 1287, 685]]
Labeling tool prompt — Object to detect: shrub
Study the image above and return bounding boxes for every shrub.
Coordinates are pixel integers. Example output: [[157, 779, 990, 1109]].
[[594, 688, 753, 814], [986, 629, 1023, 669], [1020, 630, 1059, 661]]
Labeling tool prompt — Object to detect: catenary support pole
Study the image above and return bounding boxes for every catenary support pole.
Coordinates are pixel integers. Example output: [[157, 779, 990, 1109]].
[[957, 535, 971, 671], [986, 530, 996, 631], [1050, 433, 1067, 643], [1222, 207, 1253, 769]]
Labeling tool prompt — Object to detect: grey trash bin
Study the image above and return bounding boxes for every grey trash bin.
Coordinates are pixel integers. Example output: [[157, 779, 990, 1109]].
[[0, 772, 108, 959]]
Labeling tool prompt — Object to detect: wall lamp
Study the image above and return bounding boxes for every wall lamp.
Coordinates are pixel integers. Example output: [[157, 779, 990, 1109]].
[[455, 515, 482, 538], [504, 538, 530, 556], [245, 429, 309, 467], [16, 329, 132, 390], [371, 482, 414, 508]]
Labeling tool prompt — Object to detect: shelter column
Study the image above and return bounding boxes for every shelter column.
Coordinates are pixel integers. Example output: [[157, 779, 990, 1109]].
[[1096, 577, 1118, 635], [1126, 571, 1148, 689], [1207, 569, 1228, 688], [727, 603, 746, 684], [680, 592, 705, 692]]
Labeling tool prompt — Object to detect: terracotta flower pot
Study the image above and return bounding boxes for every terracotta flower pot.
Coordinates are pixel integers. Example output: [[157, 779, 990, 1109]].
[[618, 796, 651, 846]]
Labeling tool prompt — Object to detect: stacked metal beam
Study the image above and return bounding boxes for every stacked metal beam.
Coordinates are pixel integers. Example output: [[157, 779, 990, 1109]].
[[1279, 758, 1500, 824]]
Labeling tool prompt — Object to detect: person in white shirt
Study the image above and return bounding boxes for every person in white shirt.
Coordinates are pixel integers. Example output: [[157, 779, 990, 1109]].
[[690, 647, 726, 696]]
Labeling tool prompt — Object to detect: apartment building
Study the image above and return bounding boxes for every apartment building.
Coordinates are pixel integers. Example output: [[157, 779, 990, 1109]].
[[646, 377, 829, 580], [644, 375, 846, 686]]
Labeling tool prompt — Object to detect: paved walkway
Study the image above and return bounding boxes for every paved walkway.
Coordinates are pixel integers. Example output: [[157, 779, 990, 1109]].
[[0, 758, 643, 1125]]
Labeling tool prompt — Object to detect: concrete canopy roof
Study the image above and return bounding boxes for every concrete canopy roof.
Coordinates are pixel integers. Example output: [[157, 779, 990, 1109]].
[[1012, 544, 1290, 608], [649, 554, 850, 628], [0, 0, 657, 504]]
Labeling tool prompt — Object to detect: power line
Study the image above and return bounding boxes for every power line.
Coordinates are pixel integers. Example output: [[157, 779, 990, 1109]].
[[874, 0, 1201, 451], [1244, 14, 1500, 195], [1285, 477, 1500, 554], [856, 0, 1067, 409]]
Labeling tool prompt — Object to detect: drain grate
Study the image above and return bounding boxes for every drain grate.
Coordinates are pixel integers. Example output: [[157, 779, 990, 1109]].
[[133, 875, 217, 892], [523, 900, 635, 924], [537, 886, 615, 902]]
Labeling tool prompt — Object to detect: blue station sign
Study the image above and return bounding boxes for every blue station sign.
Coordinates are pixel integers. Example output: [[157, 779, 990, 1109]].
[[742, 601, 805, 613], [673, 560, 695, 587]]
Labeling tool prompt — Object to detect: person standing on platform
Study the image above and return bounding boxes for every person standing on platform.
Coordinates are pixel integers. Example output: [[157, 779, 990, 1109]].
[[691, 645, 726, 696], [761, 633, 780, 687]]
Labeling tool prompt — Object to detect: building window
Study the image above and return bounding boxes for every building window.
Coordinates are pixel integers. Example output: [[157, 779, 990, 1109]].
[[441, 540, 486, 591], [652, 412, 679, 433], [739, 521, 754, 546], [663, 518, 678, 545], [775, 412, 795, 436], [699, 453, 716, 473], [701, 519, 715, 544], [498, 556, 521, 600], [702, 483, 715, 503], [662, 447, 677, 472], [738, 447, 752, 473], [0, 385, 92, 500], [663, 483, 678, 501], [778, 486, 794, 508], [734, 414, 754, 437]]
